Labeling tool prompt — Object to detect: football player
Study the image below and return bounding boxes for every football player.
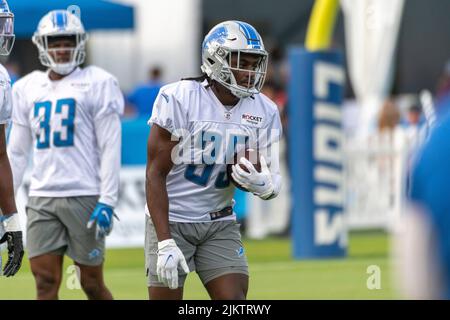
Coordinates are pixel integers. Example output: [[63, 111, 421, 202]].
[[7, 10, 124, 299], [0, 0, 24, 278], [394, 99, 450, 299], [145, 21, 282, 299]]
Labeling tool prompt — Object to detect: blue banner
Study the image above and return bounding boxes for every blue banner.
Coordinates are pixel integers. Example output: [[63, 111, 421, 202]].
[[288, 48, 347, 259]]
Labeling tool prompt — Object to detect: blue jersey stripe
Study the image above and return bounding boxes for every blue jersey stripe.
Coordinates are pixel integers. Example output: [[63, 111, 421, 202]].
[[237, 22, 250, 39], [54, 11, 67, 29], [236, 21, 261, 49]]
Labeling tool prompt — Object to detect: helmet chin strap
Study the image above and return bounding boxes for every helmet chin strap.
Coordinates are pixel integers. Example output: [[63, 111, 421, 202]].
[[231, 87, 252, 99], [36, 35, 87, 77], [44, 48, 81, 76], [227, 71, 253, 99]]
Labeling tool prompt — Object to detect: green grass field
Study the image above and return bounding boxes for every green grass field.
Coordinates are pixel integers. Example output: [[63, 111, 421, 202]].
[[0, 231, 398, 299]]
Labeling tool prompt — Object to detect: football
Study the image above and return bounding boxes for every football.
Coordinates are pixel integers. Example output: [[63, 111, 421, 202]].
[[227, 148, 261, 192]]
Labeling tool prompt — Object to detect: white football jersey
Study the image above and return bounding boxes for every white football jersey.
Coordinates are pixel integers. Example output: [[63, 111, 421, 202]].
[[147, 80, 282, 222], [11, 66, 124, 198], [0, 64, 12, 125]]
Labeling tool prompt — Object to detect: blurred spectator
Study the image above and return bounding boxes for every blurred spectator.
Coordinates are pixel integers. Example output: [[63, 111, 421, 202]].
[[436, 60, 450, 102], [405, 104, 422, 126], [401, 104, 425, 147], [434, 60, 450, 120], [126, 66, 163, 118], [261, 80, 287, 130], [266, 45, 288, 90], [375, 99, 402, 209], [378, 99, 401, 133]]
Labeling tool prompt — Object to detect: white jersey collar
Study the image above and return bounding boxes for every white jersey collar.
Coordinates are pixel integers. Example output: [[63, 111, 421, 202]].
[[46, 66, 82, 83]]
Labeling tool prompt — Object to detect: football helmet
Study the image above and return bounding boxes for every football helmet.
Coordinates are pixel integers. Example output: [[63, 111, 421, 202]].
[[201, 21, 268, 99], [0, 0, 15, 56], [32, 10, 88, 75]]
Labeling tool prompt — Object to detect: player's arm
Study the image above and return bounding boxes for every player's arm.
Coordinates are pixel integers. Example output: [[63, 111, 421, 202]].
[[263, 143, 282, 200], [0, 124, 16, 214], [0, 124, 24, 277], [7, 83, 34, 194], [259, 122, 283, 200], [86, 113, 122, 239], [262, 111, 283, 199], [146, 124, 189, 289], [6, 122, 32, 194], [87, 75, 123, 239], [393, 203, 444, 299], [145, 124, 177, 241], [94, 113, 121, 207], [394, 135, 447, 299], [232, 111, 283, 200]]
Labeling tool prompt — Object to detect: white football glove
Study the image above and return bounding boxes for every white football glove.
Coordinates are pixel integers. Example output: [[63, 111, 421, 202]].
[[156, 239, 189, 289], [231, 155, 275, 200]]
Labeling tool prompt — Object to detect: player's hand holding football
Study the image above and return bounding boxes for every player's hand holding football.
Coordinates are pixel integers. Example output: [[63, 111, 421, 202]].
[[156, 239, 189, 289], [0, 214, 24, 277], [87, 203, 117, 240], [231, 155, 275, 200]]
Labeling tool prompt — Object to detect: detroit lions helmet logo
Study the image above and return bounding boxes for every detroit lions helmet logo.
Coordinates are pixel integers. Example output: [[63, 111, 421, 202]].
[[202, 26, 227, 50]]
